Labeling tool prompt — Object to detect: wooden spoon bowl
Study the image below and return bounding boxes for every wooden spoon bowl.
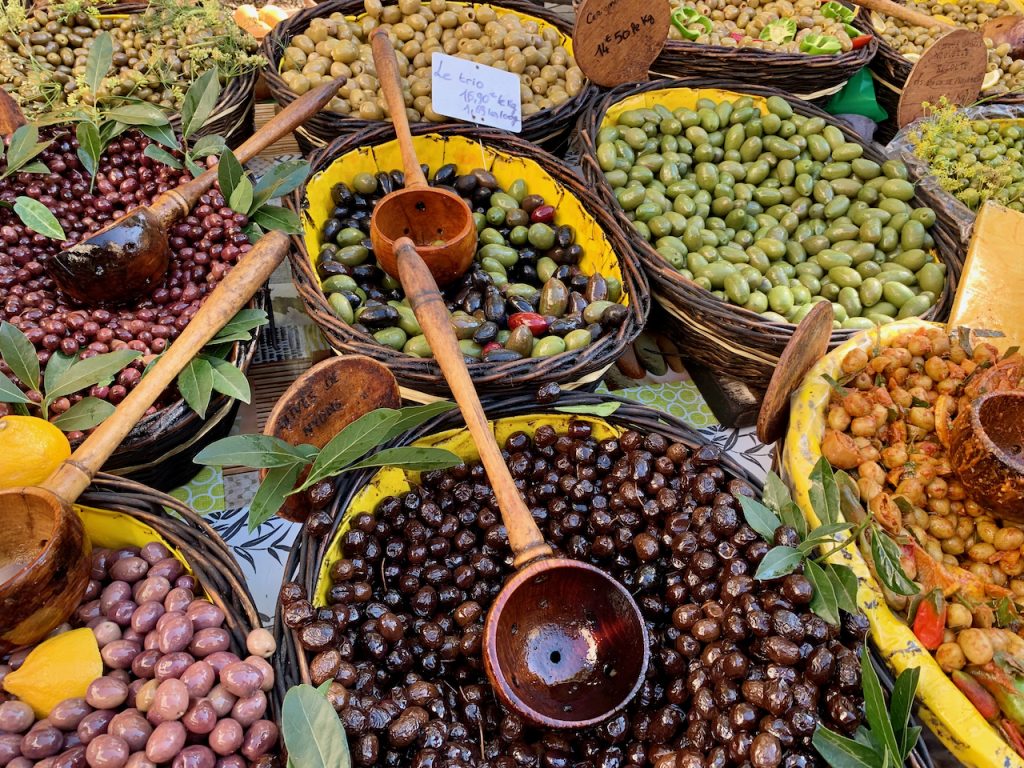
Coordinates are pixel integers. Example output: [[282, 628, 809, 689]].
[[370, 186, 476, 287], [483, 557, 649, 729], [950, 389, 1024, 522], [0, 487, 91, 653]]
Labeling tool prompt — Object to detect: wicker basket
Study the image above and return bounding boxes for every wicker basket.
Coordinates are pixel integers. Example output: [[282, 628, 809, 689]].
[[286, 122, 649, 399], [653, 31, 877, 102], [261, 0, 596, 154], [275, 390, 934, 768], [77, 473, 290, 729], [576, 78, 964, 391], [4, 2, 257, 147]]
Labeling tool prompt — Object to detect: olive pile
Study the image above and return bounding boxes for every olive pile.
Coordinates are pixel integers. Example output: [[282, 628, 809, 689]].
[[0, 542, 280, 767], [319, 165, 627, 361], [597, 95, 945, 329], [910, 116, 1024, 212], [869, 0, 1024, 93], [667, 0, 857, 53], [283, 421, 867, 767], [0, 2, 260, 117], [278, 0, 585, 121], [0, 128, 252, 429]]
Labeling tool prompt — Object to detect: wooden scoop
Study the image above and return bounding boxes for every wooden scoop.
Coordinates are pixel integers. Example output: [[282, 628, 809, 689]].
[[848, 0, 953, 28], [392, 236, 649, 728], [981, 15, 1024, 57], [368, 30, 476, 287], [756, 301, 835, 445], [45, 77, 345, 308], [0, 230, 291, 652], [0, 88, 26, 136]]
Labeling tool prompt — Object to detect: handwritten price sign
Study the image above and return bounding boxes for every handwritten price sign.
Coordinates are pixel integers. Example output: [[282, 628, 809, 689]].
[[898, 28, 986, 127], [431, 54, 522, 132], [573, 0, 670, 87]]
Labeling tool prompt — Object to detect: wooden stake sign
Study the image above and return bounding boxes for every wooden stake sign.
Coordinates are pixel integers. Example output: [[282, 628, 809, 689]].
[[898, 28, 986, 127], [573, 0, 671, 87]]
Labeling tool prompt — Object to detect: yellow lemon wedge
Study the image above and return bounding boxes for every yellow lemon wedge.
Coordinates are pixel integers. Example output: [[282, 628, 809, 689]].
[[0, 416, 71, 489], [3, 628, 103, 717], [983, 68, 1004, 90]]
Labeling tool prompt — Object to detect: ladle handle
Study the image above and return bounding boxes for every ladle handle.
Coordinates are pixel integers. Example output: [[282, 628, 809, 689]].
[[41, 230, 291, 505], [848, 0, 950, 27], [149, 77, 346, 226], [394, 237, 553, 567], [371, 30, 428, 189]]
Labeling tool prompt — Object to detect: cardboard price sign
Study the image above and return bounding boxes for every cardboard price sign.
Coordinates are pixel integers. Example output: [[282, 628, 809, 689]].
[[573, 0, 670, 87], [898, 28, 987, 127]]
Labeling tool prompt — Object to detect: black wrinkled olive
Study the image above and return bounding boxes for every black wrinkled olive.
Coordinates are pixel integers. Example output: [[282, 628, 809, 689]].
[[358, 305, 401, 328]]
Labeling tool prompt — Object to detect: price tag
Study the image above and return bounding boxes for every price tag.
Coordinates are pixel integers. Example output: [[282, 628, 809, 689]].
[[573, 0, 670, 87], [898, 28, 987, 127], [431, 54, 522, 132]]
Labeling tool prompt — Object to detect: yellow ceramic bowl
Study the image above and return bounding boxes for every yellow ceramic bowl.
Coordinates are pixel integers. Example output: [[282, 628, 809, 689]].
[[782, 318, 1024, 768]]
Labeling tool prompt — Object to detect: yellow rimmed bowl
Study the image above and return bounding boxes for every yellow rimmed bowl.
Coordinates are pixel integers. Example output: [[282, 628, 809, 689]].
[[287, 123, 649, 400], [576, 77, 964, 392], [782, 317, 1024, 768], [261, 0, 595, 154]]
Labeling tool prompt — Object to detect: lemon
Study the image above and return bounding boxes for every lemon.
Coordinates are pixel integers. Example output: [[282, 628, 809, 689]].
[[3, 628, 103, 717], [983, 68, 1003, 91], [0, 415, 71, 489]]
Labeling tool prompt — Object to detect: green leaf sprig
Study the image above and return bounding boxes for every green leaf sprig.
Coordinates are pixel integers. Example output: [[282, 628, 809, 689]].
[[740, 457, 916, 625], [282, 683, 351, 768], [195, 401, 463, 531], [147, 308, 268, 419], [0, 124, 52, 180], [812, 648, 922, 768], [141, 69, 228, 178], [216, 149, 309, 241], [0, 320, 137, 430]]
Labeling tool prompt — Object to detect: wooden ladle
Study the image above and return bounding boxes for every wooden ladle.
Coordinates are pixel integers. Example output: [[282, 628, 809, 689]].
[[848, 0, 954, 28], [851, 0, 1024, 53], [45, 77, 345, 308], [0, 230, 291, 652], [368, 30, 476, 287], [391, 236, 649, 729]]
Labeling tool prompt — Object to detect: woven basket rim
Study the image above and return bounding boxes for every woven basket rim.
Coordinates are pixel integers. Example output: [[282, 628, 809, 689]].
[[285, 121, 650, 395]]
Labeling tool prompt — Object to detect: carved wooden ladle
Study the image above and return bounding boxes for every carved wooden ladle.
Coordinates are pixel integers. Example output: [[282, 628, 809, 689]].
[[44, 77, 344, 307], [367, 30, 477, 287], [0, 230, 291, 652], [391, 237, 650, 728]]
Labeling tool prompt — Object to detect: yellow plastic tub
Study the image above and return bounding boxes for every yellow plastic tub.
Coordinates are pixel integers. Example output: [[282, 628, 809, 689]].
[[782, 318, 1024, 768]]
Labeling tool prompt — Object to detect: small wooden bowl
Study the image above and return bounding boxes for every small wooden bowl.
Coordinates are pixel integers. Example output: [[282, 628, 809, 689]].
[[951, 390, 1024, 523], [0, 489, 91, 652], [263, 355, 400, 521], [369, 186, 477, 287]]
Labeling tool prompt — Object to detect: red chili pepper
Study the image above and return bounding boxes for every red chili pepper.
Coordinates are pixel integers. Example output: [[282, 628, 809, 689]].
[[851, 33, 873, 48], [1003, 719, 1024, 758], [911, 588, 946, 650], [481, 342, 503, 355], [508, 312, 549, 336], [972, 663, 1024, 727], [729, 31, 744, 42], [530, 205, 556, 224], [952, 670, 1000, 720]]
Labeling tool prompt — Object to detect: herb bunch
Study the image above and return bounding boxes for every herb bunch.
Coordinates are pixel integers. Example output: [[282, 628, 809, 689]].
[[195, 402, 465, 531], [740, 458, 917, 626], [0, 311, 265, 431]]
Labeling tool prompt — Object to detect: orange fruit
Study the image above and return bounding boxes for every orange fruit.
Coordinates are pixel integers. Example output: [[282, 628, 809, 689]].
[[0, 415, 71, 489], [2, 628, 103, 717]]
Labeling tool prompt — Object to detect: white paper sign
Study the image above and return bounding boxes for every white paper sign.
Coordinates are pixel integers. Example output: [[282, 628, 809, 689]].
[[431, 53, 522, 132]]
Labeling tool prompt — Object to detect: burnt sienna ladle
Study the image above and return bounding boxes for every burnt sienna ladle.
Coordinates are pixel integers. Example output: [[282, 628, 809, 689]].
[[0, 230, 291, 653], [392, 236, 650, 728], [367, 29, 477, 287], [45, 77, 345, 307]]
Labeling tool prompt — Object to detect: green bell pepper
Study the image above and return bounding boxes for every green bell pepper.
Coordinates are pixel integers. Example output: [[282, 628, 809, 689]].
[[759, 17, 797, 43], [821, 1, 855, 23], [671, 6, 713, 40], [800, 33, 842, 54]]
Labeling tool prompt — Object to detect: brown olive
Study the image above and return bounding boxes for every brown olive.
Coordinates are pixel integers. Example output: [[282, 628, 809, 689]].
[[85, 734, 130, 768], [148, 679, 189, 724], [208, 719, 244, 756], [144, 721, 186, 764], [107, 711, 152, 753], [219, 662, 262, 698]]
